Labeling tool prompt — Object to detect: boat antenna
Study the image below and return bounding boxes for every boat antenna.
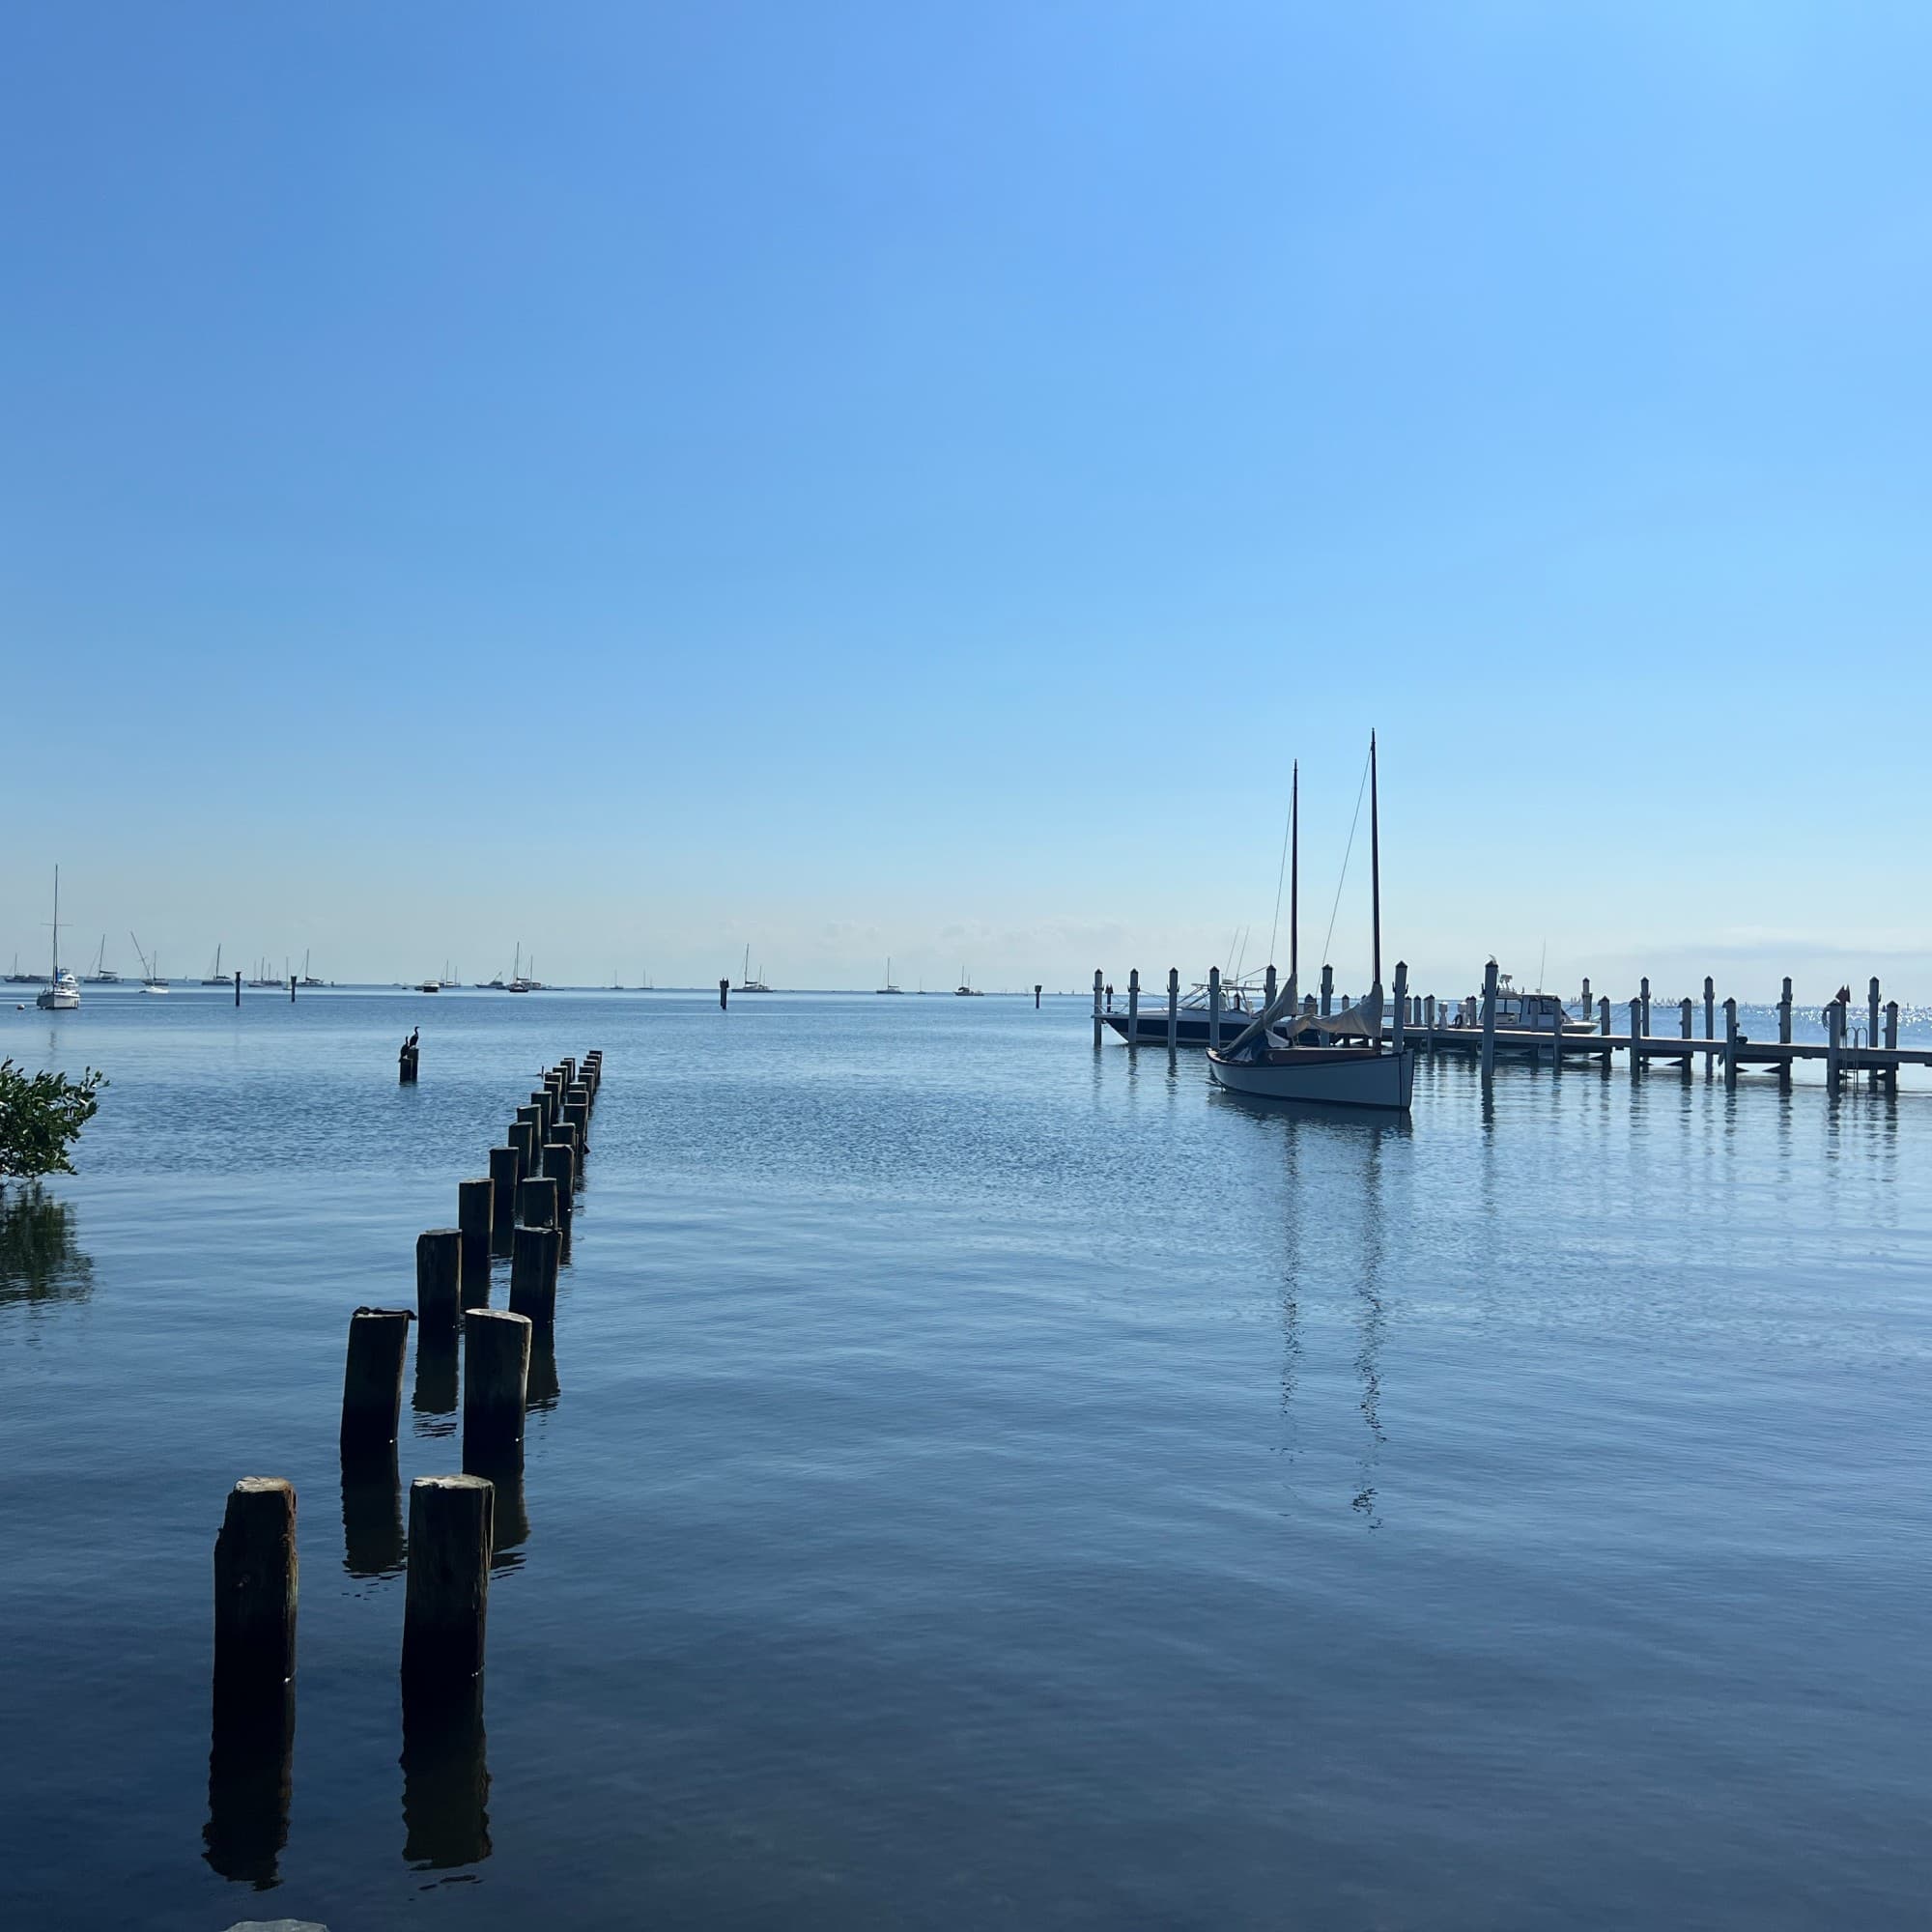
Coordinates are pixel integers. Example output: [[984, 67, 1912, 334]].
[[1536, 940, 1547, 994], [1319, 744, 1373, 972], [1369, 729, 1381, 990]]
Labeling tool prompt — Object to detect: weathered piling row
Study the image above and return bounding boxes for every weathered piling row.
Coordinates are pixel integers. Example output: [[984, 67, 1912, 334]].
[[542, 1142, 576, 1226]]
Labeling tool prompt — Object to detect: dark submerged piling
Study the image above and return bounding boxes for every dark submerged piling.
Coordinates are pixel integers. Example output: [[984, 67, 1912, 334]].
[[401, 1474, 494, 1688], [416, 1229, 462, 1328], [508, 1224, 560, 1326], [213, 1477, 298, 1688], [488, 1146, 519, 1247], [340, 1308, 413, 1457], [462, 1310, 532, 1464], [457, 1179, 493, 1299]]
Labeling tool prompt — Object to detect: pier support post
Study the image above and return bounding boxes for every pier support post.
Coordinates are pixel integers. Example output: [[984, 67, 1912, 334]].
[[1166, 968, 1179, 1050], [1827, 1001, 1843, 1094], [1479, 960, 1498, 1084], [1778, 977, 1793, 1045], [1391, 961, 1407, 1062], [516, 1175, 557, 1233], [1208, 967, 1222, 1050], [541, 1143, 575, 1236], [1629, 999, 1642, 1079], [401, 1475, 493, 1689], [1704, 977, 1716, 1078], [719, 979, 728, 1009], [488, 1148, 519, 1244], [1321, 963, 1334, 1017], [1093, 970, 1104, 1047], [341, 1308, 412, 1456], [1581, 976, 1591, 1018], [1885, 999, 1900, 1093], [509, 1225, 560, 1326], [462, 1311, 532, 1467], [213, 1478, 298, 1688], [458, 1180, 493, 1302], [1868, 978, 1882, 1051], [1423, 994, 1435, 1050], [416, 1230, 461, 1329], [1680, 998, 1693, 1071], [1640, 977, 1651, 1039], [1126, 968, 1140, 1049], [1723, 998, 1739, 1090], [234, 969, 242, 1008]]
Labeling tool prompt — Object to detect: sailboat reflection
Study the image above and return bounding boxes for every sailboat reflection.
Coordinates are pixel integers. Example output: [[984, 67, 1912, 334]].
[[1246, 1103, 1405, 1526]]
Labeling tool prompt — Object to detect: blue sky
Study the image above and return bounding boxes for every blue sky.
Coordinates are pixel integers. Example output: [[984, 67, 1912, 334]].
[[4, 3, 1927, 998]]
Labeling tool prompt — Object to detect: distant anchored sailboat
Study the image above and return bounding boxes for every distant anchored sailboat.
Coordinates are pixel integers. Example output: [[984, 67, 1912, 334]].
[[876, 956, 903, 994], [36, 867, 80, 1010], [736, 947, 770, 993], [84, 935, 121, 984], [1207, 737, 1413, 1112]]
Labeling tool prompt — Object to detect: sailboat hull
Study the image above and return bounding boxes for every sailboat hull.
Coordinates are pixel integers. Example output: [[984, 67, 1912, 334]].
[[1207, 1044, 1413, 1111]]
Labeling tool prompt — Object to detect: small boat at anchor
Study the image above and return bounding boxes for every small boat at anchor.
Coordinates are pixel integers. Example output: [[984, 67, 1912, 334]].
[[1207, 738, 1413, 1113], [36, 869, 80, 1010], [84, 936, 121, 984]]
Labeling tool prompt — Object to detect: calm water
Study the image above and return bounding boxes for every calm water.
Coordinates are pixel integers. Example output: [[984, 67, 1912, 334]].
[[3, 988, 1928, 1928]]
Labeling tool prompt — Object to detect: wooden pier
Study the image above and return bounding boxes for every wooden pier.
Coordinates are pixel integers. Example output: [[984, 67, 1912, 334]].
[[1094, 966, 1925, 1095]]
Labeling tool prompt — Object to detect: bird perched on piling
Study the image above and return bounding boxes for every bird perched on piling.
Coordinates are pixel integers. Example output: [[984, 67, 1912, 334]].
[[409, 1026, 420, 1047]]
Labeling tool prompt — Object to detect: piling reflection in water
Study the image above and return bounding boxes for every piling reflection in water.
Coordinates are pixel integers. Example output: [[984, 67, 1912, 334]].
[[465, 1447, 529, 1572], [0, 1184, 94, 1310], [412, 1327, 458, 1435], [526, 1328, 560, 1411], [341, 1450, 407, 1578], [400, 1678, 491, 1870], [203, 1676, 294, 1888]]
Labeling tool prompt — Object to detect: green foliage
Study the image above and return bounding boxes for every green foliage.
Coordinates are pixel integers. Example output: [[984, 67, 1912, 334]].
[[0, 1059, 106, 1181]]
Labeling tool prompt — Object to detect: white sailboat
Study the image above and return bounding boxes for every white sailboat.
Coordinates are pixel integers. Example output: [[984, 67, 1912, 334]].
[[736, 947, 770, 992], [130, 931, 169, 992], [876, 956, 903, 994], [84, 936, 121, 984], [1207, 736, 1413, 1112], [36, 869, 80, 1010]]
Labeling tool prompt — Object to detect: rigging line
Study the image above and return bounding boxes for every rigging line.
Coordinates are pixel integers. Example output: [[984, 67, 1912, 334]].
[[1319, 744, 1374, 971], [1268, 792, 1293, 967]]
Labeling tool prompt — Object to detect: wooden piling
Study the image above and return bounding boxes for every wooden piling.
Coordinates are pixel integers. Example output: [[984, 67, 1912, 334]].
[[341, 1307, 412, 1455], [1629, 999, 1642, 1078], [1392, 961, 1408, 1062], [1680, 998, 1693, 1070], [720, 978, 729, 1009], [508, 1225, 559, 1326], [1827, 1000, 1843, 1093], [462, 1310, 532, 1464], [516, 1175, 557, 1231], [1639, 977, 1651, 1039], [515, 1104, 544, 1163], [488, 1148, 519, 1242], [234, 969, 242, 1008], [1208, 966, 1222, 1049], [416, 1229, 461, 1329], [1704, 977, 1716, 1078], [1868, 978, 1882, 1051], [541, 1143, 575, 1225], [1092, 969, 1104, 1047], [457, 1180, 493, 1300], [1885, 1000, 1900, 1093], [213, 1478, 298, 1687], [508, 1119, 537, 1184], [1166, 967, 1179, 1050], [1125, 968, 1140, 1048], [1321, 963, 1334, 1017], [1778, 977, 1794, 1045], [400, 1475, 493, 1688], [1480, 960, 1498, 1084]]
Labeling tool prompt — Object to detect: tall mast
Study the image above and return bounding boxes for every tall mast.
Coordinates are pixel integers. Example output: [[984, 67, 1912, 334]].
[[51, 866, 60, 979], [1369, 730, 1382, 989], [1289, 761, 1298, 984]]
